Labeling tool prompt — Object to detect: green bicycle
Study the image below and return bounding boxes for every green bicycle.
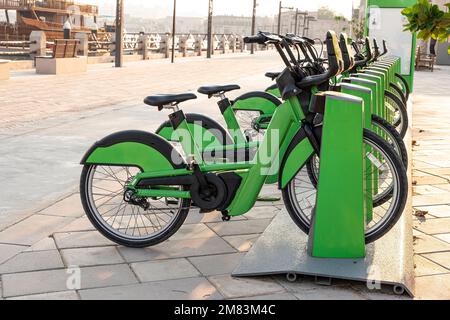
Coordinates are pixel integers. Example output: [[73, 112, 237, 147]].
[[156, 34, 408, 172], [80, 31, 408, 248]]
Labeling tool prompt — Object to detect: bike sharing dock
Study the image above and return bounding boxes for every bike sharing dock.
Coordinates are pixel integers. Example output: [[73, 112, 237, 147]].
[[234, 0, 417, 297]]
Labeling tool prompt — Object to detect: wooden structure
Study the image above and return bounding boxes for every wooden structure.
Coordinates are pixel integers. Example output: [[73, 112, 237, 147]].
[[51, 38, 78, 58], [0, 0, 98, 41]]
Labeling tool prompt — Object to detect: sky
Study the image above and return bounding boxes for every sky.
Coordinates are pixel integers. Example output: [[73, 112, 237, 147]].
[[76, 0, 360, 19]]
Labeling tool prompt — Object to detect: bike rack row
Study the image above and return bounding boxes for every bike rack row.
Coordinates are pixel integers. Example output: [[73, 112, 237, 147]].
[[233, 54, 414, 297]]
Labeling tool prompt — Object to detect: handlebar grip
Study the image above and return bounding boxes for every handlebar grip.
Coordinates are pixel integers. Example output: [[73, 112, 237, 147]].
[[244, 35, 265, 45]]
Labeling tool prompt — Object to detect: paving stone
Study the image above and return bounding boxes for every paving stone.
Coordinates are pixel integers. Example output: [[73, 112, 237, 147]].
[[0, 215, 74, 246], [243, 206, 281, 220], [57, 217, 95, 232], [207, 219, 272, 237], [184, 211, 246, 224], [38, 194, 85, 218], [7, 291, 79, 300], [435, 233, 450, 244], [0, 250, 64, 274], [413, 233, 450, 254], [414, 218, 450, 235], [118, 236, 235, 263], [25, 237, 57, 252], [415, 273, 450, 300], [1, 264, 138, 297], [0, 244, 27, 264], [208, 275, 285, 299], [222, 234, 260, 252], [413, 205, 450, 218], [422, 251, 450, 270], [79, 277, 222, 300], [414, 254, 449, 277], [61, 247, 124, 267], [189, 253, 246, 276], [131, 258, 200, 282], [170, 224, 216, 240], [412, 175, 449, 186], [53, 231, 115, 249], [413, 185, 448, 195], [413, 194, 450, 207], [232, 292, 297, 300]]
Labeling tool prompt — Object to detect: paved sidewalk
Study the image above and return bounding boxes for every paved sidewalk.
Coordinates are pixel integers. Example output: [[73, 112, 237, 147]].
[[0, 52, 282, 229], [411, 65, 450, 300], [0, 55, 448, 300]]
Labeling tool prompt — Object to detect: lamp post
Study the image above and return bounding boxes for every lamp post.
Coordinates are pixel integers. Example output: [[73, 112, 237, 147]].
[[207, 0, 213, 59], [294, 10, 308, 35], [277, 1, 294, 35], [250, 0, 257, 54], [303, 16, 316, 37], [171, 0, 176, 63], [115, 0, 124, 68]]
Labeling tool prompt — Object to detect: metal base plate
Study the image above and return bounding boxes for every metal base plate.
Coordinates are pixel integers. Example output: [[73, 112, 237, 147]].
[[232, 209, 415, 297]]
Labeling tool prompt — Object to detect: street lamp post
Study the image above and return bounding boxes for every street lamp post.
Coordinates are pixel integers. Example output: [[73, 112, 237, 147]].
[[115, 0, 124, 68], [250, 0, 257, 54], [171, 0, 176, 63], [207, 0, 213, 59], [277, 1, 294, 35]]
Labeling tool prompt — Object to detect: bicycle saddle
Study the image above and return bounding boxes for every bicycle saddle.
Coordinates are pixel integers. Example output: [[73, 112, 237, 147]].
[[197, 84, 240, 98], [144, 93, 197, 108], [265, 72, 281, 80]]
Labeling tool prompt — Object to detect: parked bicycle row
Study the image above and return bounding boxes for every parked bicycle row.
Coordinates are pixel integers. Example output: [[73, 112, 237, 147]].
[[79, 30, 409, 248]]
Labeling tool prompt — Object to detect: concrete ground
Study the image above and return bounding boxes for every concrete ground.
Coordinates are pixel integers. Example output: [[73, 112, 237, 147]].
[[0, 52, 448, 300], [411, 65, 450, 299]]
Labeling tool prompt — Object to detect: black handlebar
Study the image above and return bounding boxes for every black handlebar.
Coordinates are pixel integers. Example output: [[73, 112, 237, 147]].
[[243, 32, 283, 45]]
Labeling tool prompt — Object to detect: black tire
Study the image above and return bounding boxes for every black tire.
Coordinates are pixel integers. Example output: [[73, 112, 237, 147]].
[[306, 115, 408, 189], [80, 164, 190, 248], [285, 130, 408, 243], [389, 82, 407, 107], [372, 115, 408, 169], [395, 73, 410, 100], [385, 90, 409, 139]]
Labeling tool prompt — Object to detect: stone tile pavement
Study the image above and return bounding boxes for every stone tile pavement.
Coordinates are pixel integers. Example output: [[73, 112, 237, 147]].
[[0, 55, 448, 300], [410, 65, 450, 300]]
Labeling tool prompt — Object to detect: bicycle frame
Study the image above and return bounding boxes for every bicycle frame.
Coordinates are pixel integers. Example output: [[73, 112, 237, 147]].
[[127, 95, 314, 217]]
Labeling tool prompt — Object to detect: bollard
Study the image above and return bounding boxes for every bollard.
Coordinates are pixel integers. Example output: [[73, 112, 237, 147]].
[[138, 33, 148, 60], [110, 33, 116, 56], [195, 35, 203, 56], [63, 20, 72, 39], [160, 34, 171, 59], [91, 23, 98, 38], [74, 33, 88, 56], [29, 31, 46, 58], [179, 35, 188, 57], [238, 35, 245, 52], [229, 35, 237, 53], [220, 35, 228, 54]]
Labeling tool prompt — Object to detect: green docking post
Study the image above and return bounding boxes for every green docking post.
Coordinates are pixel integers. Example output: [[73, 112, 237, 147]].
[[308, 92, 366, 259]]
